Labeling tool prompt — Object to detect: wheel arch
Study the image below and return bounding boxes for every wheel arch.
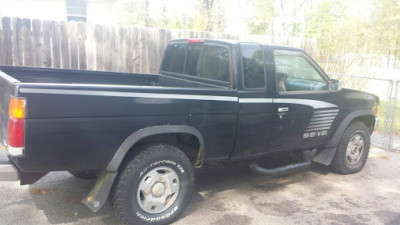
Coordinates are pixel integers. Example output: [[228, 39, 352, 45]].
[[312, 110, 375, 166], [106, 125, 205, 172]]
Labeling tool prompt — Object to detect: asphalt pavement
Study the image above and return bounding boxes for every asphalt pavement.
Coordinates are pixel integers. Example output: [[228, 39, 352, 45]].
[[0, 147, 399, 225]]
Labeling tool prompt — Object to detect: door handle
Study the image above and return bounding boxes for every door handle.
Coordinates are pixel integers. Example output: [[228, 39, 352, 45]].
[[278, 107, 289, 112]]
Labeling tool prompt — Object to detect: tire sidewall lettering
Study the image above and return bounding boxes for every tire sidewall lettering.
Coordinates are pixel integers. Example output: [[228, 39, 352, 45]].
[[136, 206, 179, 222], [139, 160, 185, 178]]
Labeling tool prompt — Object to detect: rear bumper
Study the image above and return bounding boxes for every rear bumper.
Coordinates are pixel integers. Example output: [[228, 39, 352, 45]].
[[0, 150, 19, 181]]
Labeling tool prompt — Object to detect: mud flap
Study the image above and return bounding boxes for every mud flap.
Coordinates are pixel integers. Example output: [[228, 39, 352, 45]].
[[82, 171, 118, 212], [312, 147, 337, 166]]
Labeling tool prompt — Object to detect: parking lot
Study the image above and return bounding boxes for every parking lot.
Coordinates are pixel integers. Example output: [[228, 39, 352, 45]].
[[0, 147, 399, 225]]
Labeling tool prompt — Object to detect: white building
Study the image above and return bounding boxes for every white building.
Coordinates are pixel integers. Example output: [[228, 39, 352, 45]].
[[0, 0, 118, 24]]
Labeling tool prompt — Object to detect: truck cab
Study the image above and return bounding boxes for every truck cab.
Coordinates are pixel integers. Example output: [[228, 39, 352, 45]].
[[160, 39, 377, 162]]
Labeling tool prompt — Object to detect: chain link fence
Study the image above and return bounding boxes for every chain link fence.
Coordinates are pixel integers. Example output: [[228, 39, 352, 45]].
[[329, 73, 400, 151]]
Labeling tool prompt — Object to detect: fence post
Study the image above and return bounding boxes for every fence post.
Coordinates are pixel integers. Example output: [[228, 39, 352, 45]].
[[77, 22, 87, 70], [69, 22, 79, 69], [124, 27, 133, 73], [59, 21, 70, 69], [117, 26, 126, 72], [12, 18, 22, 66], [102, 25, 111, 71], [110, 26, 119, 72], [86, 23, 95, 71], [51, 21, 61, 68], [388, 81, 399, 150], [383, 80, 395, 150], [94, 24, 103, 71], [32, 19, 42, 67], [1, 17, 12, 65], [22, 19, 34, 66], [42, 20, 52, 67]]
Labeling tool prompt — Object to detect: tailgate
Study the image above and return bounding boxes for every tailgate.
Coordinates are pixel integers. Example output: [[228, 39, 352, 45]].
[[0, 71, 19, 146]]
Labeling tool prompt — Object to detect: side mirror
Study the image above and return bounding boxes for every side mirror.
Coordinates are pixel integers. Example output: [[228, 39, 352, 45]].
[[329, 79, 342, 92]]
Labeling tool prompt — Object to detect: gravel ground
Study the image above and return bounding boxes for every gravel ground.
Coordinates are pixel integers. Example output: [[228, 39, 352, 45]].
[[0, 146, 399, 225]]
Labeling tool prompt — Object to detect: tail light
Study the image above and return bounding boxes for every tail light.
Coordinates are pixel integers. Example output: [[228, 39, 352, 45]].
[[7, 97, 26, 156]]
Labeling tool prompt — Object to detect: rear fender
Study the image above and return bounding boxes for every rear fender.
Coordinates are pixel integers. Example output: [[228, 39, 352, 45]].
[[83, 125, 204, 212], [106, 125, 204, 172]]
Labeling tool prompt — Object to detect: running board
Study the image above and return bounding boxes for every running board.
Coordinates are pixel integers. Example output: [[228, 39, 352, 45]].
[[249, 151, 312, 176]]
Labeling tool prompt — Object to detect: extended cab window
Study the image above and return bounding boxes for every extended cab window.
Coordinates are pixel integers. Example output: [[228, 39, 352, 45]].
[[184, 44, 230, 83], [161, 43, 231, 85], [240, 44, 265, 89], [184, 45, 203, 76], [274, 50, 328, 92], [163, 42, 230, 84], [161, 43, 186, 73], [201, 45, 230, 82]]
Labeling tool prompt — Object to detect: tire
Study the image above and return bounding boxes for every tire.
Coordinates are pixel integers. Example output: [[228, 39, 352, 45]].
[[330, 121, 370, 174], [111, 144, 194, 225], [69, 171, 99, 180]]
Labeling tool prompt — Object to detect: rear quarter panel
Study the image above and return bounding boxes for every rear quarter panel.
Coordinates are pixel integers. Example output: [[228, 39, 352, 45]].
[[13, 85, 238, 172]]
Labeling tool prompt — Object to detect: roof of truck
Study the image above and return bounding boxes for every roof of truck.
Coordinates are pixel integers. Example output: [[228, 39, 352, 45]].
[[169, 38, 303, 51]]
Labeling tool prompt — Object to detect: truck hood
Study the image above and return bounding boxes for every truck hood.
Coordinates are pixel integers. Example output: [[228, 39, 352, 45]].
[[340, 88, 379, 111]]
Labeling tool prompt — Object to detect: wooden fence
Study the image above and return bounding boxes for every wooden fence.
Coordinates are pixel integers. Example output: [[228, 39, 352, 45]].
[[0, 17, 317, 74]]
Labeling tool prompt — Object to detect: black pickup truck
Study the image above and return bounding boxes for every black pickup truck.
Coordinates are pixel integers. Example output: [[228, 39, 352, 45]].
[[0, 39, 378, 225]]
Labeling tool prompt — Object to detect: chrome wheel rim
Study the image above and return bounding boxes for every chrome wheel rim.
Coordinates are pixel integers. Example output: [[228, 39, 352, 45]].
[[346, 134, 364, 166], [137, 166, 180, 214]]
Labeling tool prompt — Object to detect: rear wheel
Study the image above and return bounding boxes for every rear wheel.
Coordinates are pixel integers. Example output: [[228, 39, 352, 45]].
[[330, 122, 370, 174], [111, 144, 194, 225]]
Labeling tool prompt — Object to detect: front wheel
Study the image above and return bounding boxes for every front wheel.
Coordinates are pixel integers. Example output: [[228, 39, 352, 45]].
[[330, 121, 370, 174], [111, 144, 194, 225]]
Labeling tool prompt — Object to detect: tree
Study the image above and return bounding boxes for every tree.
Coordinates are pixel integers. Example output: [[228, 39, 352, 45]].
[[369, 0, 400, 67], [305, 1, 356, 72], [303, 0, 376, 91], [192, 0, 226, 32], [247, 0, 275, 35], [305, 0, 346, 50], [116, 0, 152, 27]]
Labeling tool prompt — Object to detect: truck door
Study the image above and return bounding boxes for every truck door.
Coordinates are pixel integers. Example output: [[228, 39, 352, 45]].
[[267, 49, 338, 151], [230, 43, 275, 159]]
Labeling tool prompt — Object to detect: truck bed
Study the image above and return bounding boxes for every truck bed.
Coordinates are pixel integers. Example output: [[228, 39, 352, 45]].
[[0, 65, 238, 172], [0, 66, 222, 89]]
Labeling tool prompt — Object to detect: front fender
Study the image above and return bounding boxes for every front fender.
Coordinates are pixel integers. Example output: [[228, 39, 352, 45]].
[[312, 110, 375, 165]]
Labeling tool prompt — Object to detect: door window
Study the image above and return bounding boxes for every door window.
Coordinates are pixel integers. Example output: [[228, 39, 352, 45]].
[[240, 44, 265, 89], [274, 50, 328, 92]]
